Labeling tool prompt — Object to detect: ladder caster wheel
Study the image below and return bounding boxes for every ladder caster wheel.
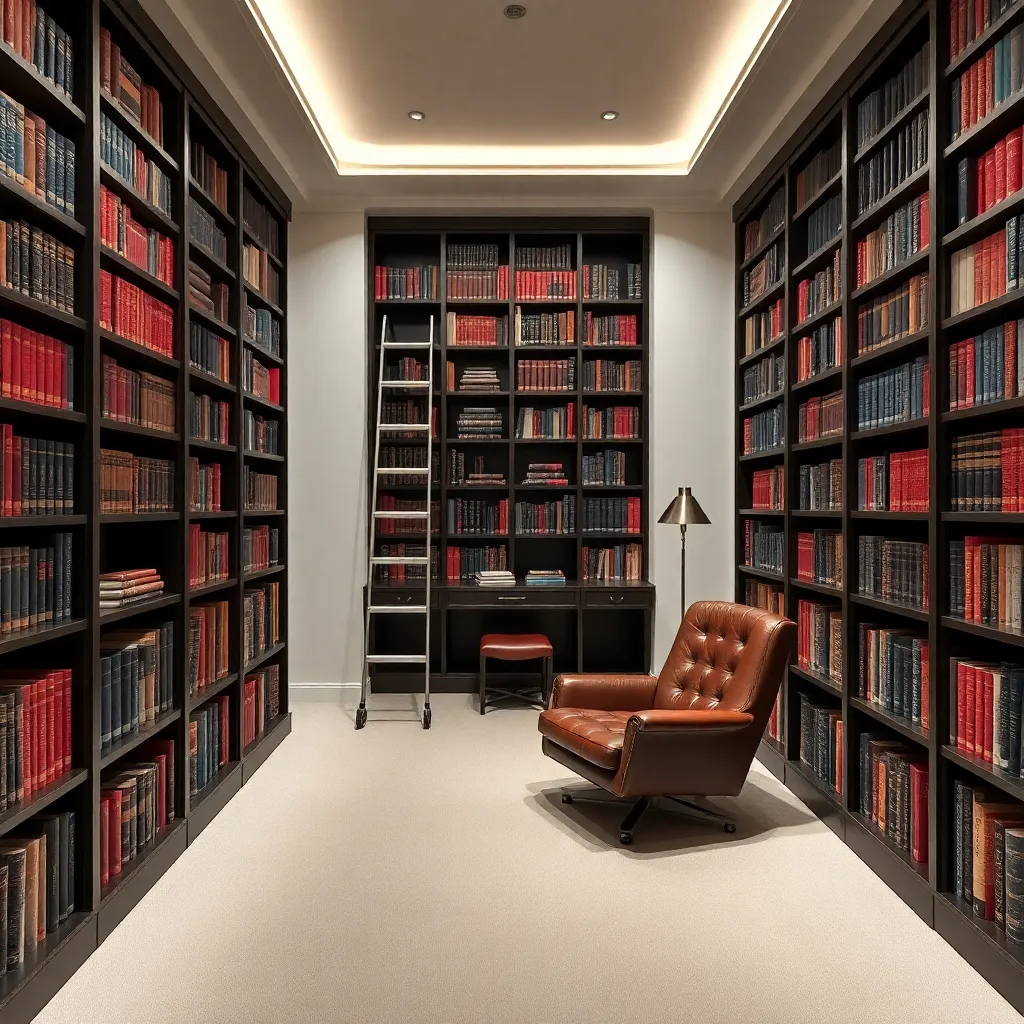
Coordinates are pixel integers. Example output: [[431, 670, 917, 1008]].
[[355, 707, 367, 730], [724, 822, 736, 834], [619, 831, 633, 846], [422, 708, 431, 729], [561, 793, 573, 805]]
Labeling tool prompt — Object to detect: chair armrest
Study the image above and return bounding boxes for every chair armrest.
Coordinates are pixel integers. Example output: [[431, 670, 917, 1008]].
[[628, 709, 754, 732], [550, 673, 658, 711]]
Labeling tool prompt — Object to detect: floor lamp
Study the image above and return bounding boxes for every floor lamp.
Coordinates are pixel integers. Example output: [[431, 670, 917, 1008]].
[[658, 487, 710, 619]]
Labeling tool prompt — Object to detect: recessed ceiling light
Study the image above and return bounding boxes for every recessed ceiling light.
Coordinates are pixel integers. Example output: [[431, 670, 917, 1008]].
[[408, 110, 426, 121], [601, 111, 619, 121], [504, 5, 527, 19]]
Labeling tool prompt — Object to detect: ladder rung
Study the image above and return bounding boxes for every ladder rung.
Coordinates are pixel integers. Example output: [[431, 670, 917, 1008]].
[[367, 605, 427, 614], [371, 556, 430, 564], [374, 510, 429, 519], [382, 380, 431, 389], [383, 341, 433, 349], [380, 423, 430, 431], [366, 654, 428, 663], [376, 467, 429, 475]]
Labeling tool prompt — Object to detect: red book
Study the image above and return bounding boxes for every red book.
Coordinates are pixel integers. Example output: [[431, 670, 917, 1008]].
[[983, 669, 994, 762], [996, 140, 1008, 203], [99, 796, 110, 886], [964, 661, 976, 750], [921, 642, 930, 731], [107, 788, 122, 879], [910, 762, 928, 864], [986, 48, 995, 118], [950, 0, 960, 60]]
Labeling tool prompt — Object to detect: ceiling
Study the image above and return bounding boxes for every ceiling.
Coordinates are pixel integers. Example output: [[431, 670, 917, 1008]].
[[140, 0, 906, 211]]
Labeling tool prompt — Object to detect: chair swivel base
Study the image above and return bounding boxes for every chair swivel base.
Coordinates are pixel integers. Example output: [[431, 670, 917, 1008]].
[[559, 785, 737, 845], [481, 687, 546, 713]]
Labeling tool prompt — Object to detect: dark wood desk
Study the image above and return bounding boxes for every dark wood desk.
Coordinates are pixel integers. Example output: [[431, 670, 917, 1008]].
[[366, 581, 655, 693]]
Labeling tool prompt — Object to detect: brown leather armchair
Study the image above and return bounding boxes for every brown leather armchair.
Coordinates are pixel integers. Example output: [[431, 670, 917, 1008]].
[[539, 600, 795, 843]]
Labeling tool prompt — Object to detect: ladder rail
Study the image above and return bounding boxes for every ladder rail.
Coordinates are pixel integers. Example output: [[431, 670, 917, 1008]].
[[423, 315, 434, 722]]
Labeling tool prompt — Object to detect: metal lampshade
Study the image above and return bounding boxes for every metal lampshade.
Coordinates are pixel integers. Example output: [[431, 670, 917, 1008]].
[[658, 487, 710, 526]]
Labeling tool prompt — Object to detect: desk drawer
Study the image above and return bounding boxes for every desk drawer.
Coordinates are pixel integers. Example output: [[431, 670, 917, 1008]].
[[583, 589, 653, 608], [371, 590, 429, 607], [448, 590, 576, 608]]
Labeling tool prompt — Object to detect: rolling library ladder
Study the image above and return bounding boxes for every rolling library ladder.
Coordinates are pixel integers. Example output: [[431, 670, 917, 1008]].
[[357, 315, 436, 729]]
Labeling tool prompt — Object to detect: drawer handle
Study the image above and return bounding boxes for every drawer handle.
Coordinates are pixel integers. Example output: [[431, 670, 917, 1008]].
[[609, 594, 624, 603], [399, 595, 412, 603], [498, 595, 527, 602]]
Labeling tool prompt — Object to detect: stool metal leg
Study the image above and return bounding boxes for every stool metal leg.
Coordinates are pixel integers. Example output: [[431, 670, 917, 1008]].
[[543, 656, 552, 706], [479, 652, 487, 714]]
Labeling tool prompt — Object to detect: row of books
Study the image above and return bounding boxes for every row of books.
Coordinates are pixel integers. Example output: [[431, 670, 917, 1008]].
[[955, 126, 1024, 226], [189, 199, 228, 263], [100, 354, 176, 432], [189, 392, 230, 444], [100, 270, 174, 356], [858, 536, 929, 608], [743, 405, 784, 454], [743, 187, 785, 260], [0, 535, 72, 630], [189, 261, 229, 324], [447, 312, 507, 347], [853, 193, 929, 289], [374, 265, 437, 301], [188, 601, 229, 699], [243, 665, 281, 748], [243, 410, 279, 455], [585, 313, 638, 347], [0, 218, 74, 314], [98, 567, 163, 610], [190, 141, 230, 213], [0, 808, 76, 969], [744, 520, 783, 575], [525, 569, 566, 587], [373, 543, 436, 582], [795, 317, 841, 383], [950, 660, 1024, 772], [953, 780, 1024, 938], [100, 624, 174, 752], [190, 696, 230, 796], [514, 308, 572, 345], [799, 458, 842, 511], [244, 467, 278, 511], [382, 398, 432, 431], [0, 320, 73, 410], [516, 244, 572, 270], [243, 350, 281, 404], [949, 1, 1021, 62], [797, 529, 843, 588], [855, 42, 929, 154], [513, 270, 576, 301], [189, 458, 221, 512], [582, 543, 642, 582], [742, 242, 784, 307], [582, 450, 629, 487], [375, 496, 437, 537], [582, 359, 641, 393], [949, 218, 1024, 315], [795, 250, 840, 325], [752, 465, 785, 510], [516, 406, 574, 440], [949, 537, 1024, 628], [100, 449, 172, 514], [581, 496, 641, 534], [243, 187, 281, 257], [188, 526, 229, 589], [950, 321, 1024, 409], [100, 112, 172, 219], [516, 358, 574, 392], [0, 430, 73, 518], [742, 351, 783, 404], [245, 303, 280, 357], [795, 138, 841, 213], [243, 525, 279, 573], [950, 429, 1024, 511], [855, 355, 930, 430], [0, 92, 75, 217], [743, 298, 783, 357], [583, 406, 640, 440], [385, 357, 428, 383], [747, 580, 784, 617], [447, 451, 497, 486], [796, 598, 841, 684], [798, 694, 843, 795], [949, 22, 1024, 142], [857, 449, 929, 512], [191, 323, 231, 384], [858, 626, 930, 728], [100, 186, 172, 284], [797, 389, 843, 442], [4, 2, 73, 97], [581, 263, 642, 300], [859, 736, 928, 864], [515, 497, 574, 535], [242, 242, 280, 304], [448, 497, 507, 535], [446, 243, 502, 269], [456, 406, 501, 440], [856, 110, 929, 216], [99, 29, 164, 145], [855, 272, 929, 356], [0, 668, 72, 806], [242, 581, 280, 667], [805, 193, 842, 257], [446, 544, 507, 580]]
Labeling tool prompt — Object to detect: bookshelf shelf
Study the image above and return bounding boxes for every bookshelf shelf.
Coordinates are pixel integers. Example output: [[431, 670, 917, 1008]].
[[944, 85, 1024, 160], [737, 336, 785, 366], [188, 577, 237, 598], [792, 171, 843, 220], [100, 420, 180, 442], [791, 664, 843, 697], [100, 512, 179, 523], [849, 593, 929, 622], [942, 186, 1024, 250], [850, 509, 929, 520], [790, 436, 843, 452], [190, 305, 237, 337], [243, 565, 284, 581], [849, 419, 928, 441], [739, 222, 785, 272], [0, 398, 87, 423], [942, 288, 1024, 331], [738, 565, 785, 582], [941, 745, 1024, 803], [849, 330, 930, 369], [99, 709, 183, 770], [189, 178, 235, 226], [244, 641, 286, 675], [0, 769, 89, 841], [941, 511, 1024, 522], [99, 164, 179, 235], [941, 396, 1024, 422], [0, 285, 86, 331], [790, 508, 843, 518], [945, 2, 1024, 78], [100, 247, 179, 300], [849, 249, 930, 303], [791, 237, 842, 279], [849, 164, 931, 234], [99, 593, 181, 624], [791, 366, 843, 393], [738, 391, 785, 413], [188, 510, 237, 519], [790, 578, 843, 597], [854, 88, 931, 164], [849, 696, 928, 746], [941, 614, 1024, 647], [0, 618, 87, 655], [848, 812, 930, 884], [737, 507, 785, 516], [241, 226, 282, 265], [242, 392, 284, 412], [190, 368, 236, 393], [242, 449, 283, 462], [0, 515, 88, 528], [243, 339, 283, 364], [100, 91, 179, 172], [738, 279, 785, 319], [241, 284, 283, 317], [189, 672, 239, 709], [100, 329, 180, 369], [0, 45, 86, 126], [791, 299, 843, 335], [189, 242, 236, 283], [0, 172, 86, 239], [190, 438, 237, 453]]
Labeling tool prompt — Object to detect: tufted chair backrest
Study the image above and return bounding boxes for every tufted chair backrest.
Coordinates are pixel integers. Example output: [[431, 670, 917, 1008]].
[[653, 601, 794, 726]]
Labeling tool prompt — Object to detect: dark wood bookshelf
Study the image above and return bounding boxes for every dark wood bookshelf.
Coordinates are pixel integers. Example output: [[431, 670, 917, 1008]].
[[733, 0, 1024, 1011], [367, 217, 653, 692], [0, 3, 291, 1020]]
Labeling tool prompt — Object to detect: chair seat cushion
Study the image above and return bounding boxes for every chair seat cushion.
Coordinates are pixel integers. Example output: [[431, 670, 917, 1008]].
[[538, 708, 632, 770], [480, 633, 553, 661]]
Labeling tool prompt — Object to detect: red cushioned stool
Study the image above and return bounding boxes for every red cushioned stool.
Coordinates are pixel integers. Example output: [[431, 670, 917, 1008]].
[[479, 633, 553, 715]]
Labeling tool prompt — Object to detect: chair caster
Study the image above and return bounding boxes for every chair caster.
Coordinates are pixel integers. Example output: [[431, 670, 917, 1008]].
[[422, 707, 432, 729], [355, 706, 367, 730], [561, 793, 573, 804], [724, 822, 736, 834], [619, 831, 633, 845]]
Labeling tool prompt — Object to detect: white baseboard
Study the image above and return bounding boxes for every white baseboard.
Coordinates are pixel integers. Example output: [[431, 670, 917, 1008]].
[[289, 682, 359, 702]]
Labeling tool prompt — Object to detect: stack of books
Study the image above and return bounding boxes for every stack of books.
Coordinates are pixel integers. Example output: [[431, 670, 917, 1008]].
[[456, 407, 503, 439], [522, 462, 569, 486], [99, 569, 165, 610], [458, 367, 501, 393], [526, 569, 566, 587], [474, 570, 516, 588]]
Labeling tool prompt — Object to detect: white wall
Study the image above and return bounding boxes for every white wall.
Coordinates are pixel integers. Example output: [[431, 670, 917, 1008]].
[[287, 209, 735, 691]]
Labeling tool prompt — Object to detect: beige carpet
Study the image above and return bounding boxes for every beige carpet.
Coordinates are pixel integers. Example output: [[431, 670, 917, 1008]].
[[31, 696, 1021, 1024]]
